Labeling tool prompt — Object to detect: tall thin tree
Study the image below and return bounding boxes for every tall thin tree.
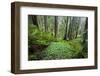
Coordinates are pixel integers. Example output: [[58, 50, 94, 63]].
[[63, 17, 69, 40], [54, 16, 58, 38], [44, 16, 48, 32], [32, 15, 39, 28]]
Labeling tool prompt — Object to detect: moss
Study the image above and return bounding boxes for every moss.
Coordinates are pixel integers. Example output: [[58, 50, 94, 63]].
[[39, 38, 87, 60]]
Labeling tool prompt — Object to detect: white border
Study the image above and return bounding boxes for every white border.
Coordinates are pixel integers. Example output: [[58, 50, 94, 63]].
[[20, 6, 95, 70]]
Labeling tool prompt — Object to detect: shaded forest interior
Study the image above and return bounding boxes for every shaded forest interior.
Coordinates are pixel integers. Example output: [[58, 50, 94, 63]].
[[28, 15, 88, 60]]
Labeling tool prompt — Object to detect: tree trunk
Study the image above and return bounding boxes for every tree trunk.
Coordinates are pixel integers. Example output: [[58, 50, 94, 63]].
[[63, 17, 69, 40], [32, 15, 39, 28], [68, 17, 74, 40], [54, 16, 58, 38], [81, 17, 88, 58], [75, 17, 80, 38], [44, 16, 48, 32]]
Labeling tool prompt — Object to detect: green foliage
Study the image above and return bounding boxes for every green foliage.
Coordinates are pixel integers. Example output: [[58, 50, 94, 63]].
[[40, 42, 73, 59], [28, 25, 88, 60], [28, 24, 55, 46], [39, 38, 87, 60], [68, 38, 87, 58]]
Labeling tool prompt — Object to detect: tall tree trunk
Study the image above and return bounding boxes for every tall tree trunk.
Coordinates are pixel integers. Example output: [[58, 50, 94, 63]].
[[83, 17, 88, 42], [68, 17, 73, 40], [44, 16, 48, 32], [81, 17, 88, 58], [63, 17, 69, 40], [32, 15, 39, 28], [54, 16, 58, 38], [75, 17, 80, 38]]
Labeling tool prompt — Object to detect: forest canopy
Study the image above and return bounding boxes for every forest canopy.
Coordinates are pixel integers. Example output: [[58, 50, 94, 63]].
[[28, 15, 88, 60]]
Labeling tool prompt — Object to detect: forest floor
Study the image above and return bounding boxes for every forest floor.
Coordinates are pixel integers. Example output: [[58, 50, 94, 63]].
[[28, 38, 86, 60]]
